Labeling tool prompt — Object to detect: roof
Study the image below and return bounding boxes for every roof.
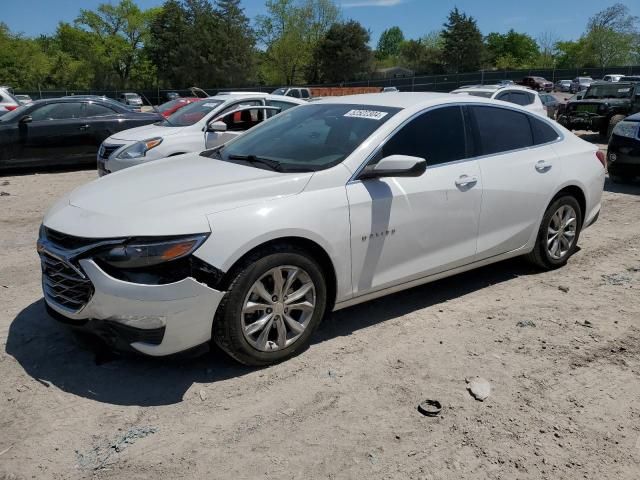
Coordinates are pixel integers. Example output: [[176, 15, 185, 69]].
[[316, 92, 483, 109], [451, 84, 534, 94]]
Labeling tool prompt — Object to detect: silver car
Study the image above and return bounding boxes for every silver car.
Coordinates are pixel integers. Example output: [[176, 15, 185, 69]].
[[554, 80, 572, 92], [570, 77, 593, 93], [0, 86, 21, 115]]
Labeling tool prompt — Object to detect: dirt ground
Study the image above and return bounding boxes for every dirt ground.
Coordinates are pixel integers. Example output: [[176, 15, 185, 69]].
[[1, 141, 640, 479]]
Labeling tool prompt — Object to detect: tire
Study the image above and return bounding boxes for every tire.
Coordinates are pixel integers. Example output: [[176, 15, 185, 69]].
[[606, 114, 626, 140], [213, 245, 327, 366], [526, 195, 583, 270]]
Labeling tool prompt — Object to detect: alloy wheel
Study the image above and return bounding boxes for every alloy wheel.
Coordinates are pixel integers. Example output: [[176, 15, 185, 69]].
[[546, 205, 577, 260], [241, 266, 316, 352]]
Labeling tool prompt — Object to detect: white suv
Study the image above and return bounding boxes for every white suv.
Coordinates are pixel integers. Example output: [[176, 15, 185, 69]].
[[40, 93, 604, 365], [0, 86, 20, 115], [451, 85, 546, 116], [98, 93, 306, 175]]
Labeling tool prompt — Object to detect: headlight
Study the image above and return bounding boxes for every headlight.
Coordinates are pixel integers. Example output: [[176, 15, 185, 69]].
[[116, 137, 163, 160], [96, 234, 208, 269], [612, 121, 640, 139]]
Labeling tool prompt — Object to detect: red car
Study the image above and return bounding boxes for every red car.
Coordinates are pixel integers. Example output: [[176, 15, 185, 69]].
[[157, 97, 202, 118]]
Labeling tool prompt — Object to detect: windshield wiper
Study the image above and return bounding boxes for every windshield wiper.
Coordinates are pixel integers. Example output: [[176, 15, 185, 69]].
[[228, 154, 282, 172]]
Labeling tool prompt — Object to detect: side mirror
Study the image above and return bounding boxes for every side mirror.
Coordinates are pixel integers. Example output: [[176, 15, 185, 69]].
[[19, 115, 32, 124], [358, 155, 427, 180], [207, 121, 227, 132]]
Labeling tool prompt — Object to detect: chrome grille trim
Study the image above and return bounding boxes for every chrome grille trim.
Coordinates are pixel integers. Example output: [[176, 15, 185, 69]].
[[40, 252, 93, 312], [99, 143, 123, 160]]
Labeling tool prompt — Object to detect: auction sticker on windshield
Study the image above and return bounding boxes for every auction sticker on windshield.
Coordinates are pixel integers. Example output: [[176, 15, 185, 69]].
[[344, 110, 389, 120], [203, 103, 219, 107]]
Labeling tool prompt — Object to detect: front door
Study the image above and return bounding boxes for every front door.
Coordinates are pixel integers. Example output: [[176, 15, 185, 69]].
[[347, 105, 482, 296]]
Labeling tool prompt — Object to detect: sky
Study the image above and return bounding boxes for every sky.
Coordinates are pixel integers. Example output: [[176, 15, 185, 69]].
[[2, 0, 640, 45]]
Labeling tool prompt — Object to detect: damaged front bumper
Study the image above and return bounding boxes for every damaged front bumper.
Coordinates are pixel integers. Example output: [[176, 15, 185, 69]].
[[44, 259, 224, 356]]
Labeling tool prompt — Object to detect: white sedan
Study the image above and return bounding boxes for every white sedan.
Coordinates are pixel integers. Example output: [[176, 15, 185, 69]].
[[39, 93, 605, 365], [97, 93, 306, 176], [451, 85, 547, 116]]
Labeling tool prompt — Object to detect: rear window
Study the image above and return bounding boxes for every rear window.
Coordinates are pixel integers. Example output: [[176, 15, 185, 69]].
[[530, 117, 560, 145]]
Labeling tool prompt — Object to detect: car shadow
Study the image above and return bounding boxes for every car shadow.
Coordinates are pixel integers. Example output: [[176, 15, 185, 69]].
[[1, 162, 96, 177], [6, 256, 542, 407], [604, 176, 640, 194]]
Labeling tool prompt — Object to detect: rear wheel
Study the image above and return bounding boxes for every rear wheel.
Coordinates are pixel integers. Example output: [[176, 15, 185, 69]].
[[213, 246, 327, 366], [526, 195, 582, 270]]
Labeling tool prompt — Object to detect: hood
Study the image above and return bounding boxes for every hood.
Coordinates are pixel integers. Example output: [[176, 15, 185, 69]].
[[43, 153, 313, 238], [110, 123, 187, 141]]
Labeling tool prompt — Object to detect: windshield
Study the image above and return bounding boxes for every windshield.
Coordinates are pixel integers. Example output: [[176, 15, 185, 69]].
[[272, 88, 287, 95], [160, 99, 223, 126], [584, 84, 634, 99], [206, 103, 401, 172], [454, 90, 493, 98]]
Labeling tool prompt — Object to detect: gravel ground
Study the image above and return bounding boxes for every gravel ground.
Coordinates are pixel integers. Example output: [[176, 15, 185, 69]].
[[1, 142, 639, 479]]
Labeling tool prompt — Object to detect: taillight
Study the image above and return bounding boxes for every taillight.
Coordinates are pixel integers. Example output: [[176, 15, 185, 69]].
[[596, 150, 606, 169], [5, 105, 17, 111]]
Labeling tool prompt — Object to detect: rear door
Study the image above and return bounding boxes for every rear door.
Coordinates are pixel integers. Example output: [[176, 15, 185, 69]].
[[468, 105, 561, 259], [81, 102, 120, 153], [20, 102, 86, 165]]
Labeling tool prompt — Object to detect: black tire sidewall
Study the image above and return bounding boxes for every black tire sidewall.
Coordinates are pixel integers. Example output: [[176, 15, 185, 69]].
[[537, 196, 583, 268], [215, 251, 327, 365]]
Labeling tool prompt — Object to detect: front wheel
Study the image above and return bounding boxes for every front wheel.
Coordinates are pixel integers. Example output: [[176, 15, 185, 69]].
[[213, 247, 327, 366], [526, 196, 582, 270], [606, 114, 626, 140]]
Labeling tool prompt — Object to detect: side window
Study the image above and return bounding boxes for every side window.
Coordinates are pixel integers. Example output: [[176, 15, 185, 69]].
[[530, 117, 560, 145], [301, 89, 310, 99], [217, 100, 262, 117], [221, 107, 263, 132], [495, 92, 511, 102], [510, 91, 533, 106], [380, 106, 467, 166], [85, 103, 115, 117], [266, 100, 298, 115], [287, 89, 301, 98], [30, 102, 83, 121], [470, 105, 533, 155]]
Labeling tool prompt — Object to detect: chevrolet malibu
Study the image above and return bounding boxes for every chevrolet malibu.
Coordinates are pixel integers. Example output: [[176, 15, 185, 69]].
[[38, 93, 605, 365]]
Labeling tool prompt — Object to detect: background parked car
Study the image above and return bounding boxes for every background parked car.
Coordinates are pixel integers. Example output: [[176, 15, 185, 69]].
[[165, 91, 181, 101], [451, 85, 546, 116], [556, 90, 586, 118], [119, 92, 143, 111], [271, 87, 312, 100], [0, 86, 21, 115], [518, 76, 553, 92], [0, 97, 161, 171], [98, 93, 305, 175], [554, 80, 572, 92], [603, 74, 624, 82], [157, 97, 201, 118], [607, 112, 640, 183], [15, 94, 33, 105], [382, 86, 399, 92], [539, 93, 559, 119], [570, 77, 593, 93], [558, 80, 639, 138]]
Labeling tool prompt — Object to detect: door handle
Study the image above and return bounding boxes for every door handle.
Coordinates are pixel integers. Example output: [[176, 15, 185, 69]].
[[79, 124, 90, 131], [455, 175, 478, 188], [535, 160, 552, 172]]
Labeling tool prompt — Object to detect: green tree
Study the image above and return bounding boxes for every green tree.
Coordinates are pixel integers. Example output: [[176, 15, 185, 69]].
[[214, 0, 256, 85], [376, 26, 404, 60], [441, 7, 483, 73], [583, 3, 638, 67], [147, 0, 189, 87], [398, 32, 443, 74], [485, 29, 539, 68], [256, 0, 339, 85], [316, 20, 370, 82]]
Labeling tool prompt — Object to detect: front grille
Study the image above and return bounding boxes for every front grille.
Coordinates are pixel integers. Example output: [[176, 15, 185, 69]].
[[41, 253, 93, 312], [99, 143, 123, 159]]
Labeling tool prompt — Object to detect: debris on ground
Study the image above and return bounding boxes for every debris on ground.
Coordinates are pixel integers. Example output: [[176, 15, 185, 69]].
[[0, 180, 9, 186], [558, 285, 570, 293], [417, 399, 442, 417], [199, 389, 207, 401], [516, 320, 536, 328], [76, 426, 157, 470], [466, 377, 491, 402], [0, 192, 10, 197], [601, 273, 632, 286], [576, 319, 593, 328]]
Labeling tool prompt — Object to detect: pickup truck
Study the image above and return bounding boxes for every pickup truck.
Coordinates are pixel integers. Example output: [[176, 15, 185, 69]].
[[518, 76, 553, 92]]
